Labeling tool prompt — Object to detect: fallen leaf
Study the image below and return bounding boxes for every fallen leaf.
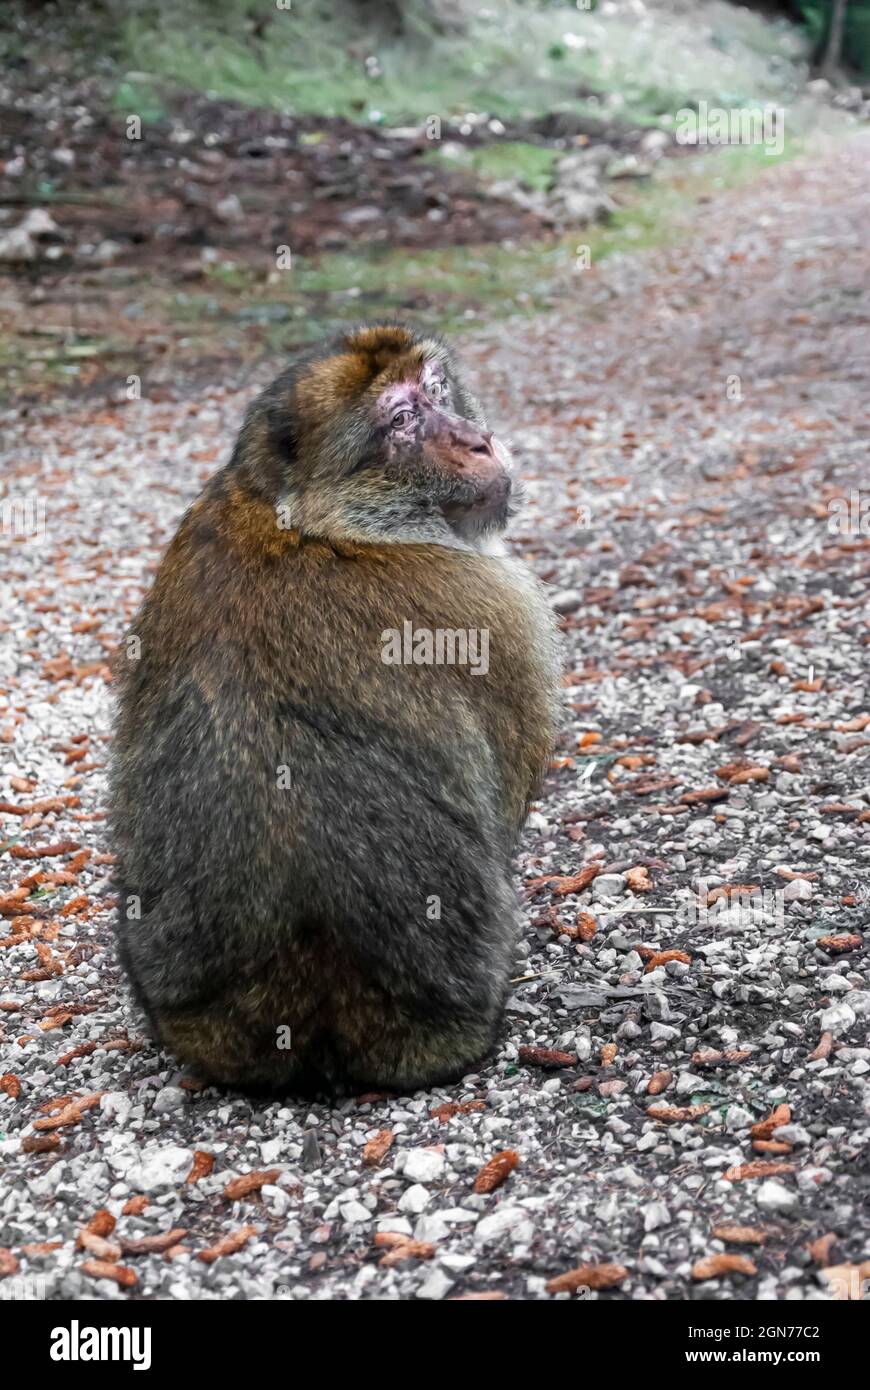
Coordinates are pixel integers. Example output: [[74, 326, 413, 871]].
[[624, 865, 652, 892], [9, 839, 80, 860], [644, 949, 691, 973], [574, 911, 598, 941], [681, 787, 730, 805], [373, 1233, 435, 1267], [197, 1225, 257, 1264], [20, 1133, 61, 1154], [120, 1228, 188, 1254], [817, 934, 862, 954], [80, 1259, 137, 1288], [751, 1104, 791, 1140], [693, 1254, 757, 1280], [77, 1230, 122, 1261], [647, 1104, 711, 1123], [32, 1091, 104, 1130], [711, 1225, 768, 1246], [723, 1161, 794, 1182], [518, 1046, 577, 1069], [83, 1209, 116, 1238], [525, 865, 600, 898], [222, 1169, 280, 1201], [546, 1262, 628, 1294], [363, 1130, 395, 1166], [473, 1150, 519, 1194], [186, 1150, 214, 1184], [430, 1101, 485, 1124]]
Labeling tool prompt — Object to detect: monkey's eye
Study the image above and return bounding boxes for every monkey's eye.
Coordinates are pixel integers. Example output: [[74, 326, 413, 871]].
[[391, 409, 414, 429]]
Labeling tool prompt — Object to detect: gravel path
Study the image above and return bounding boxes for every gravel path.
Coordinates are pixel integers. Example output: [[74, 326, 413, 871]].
[[1, 136, 868, 1302]]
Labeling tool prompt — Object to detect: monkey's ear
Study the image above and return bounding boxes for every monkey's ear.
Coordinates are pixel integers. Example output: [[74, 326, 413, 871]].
[[263, 388, 299, 463], [439, 344, 487, 427]]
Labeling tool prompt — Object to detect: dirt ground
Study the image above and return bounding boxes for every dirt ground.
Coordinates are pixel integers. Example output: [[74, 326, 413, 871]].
[[0, 132, 868, 1301], [1, 79, 658, 400]]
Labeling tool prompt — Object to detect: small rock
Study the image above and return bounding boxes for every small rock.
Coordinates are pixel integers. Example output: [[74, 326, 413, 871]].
[[819, 1002, 856, 1035], [474, 1206, 534, 1245], [756, 1180, 797, 1213], [340, 1201, 371, 1225], [592, 874, 626, 901], [123, 1144, 193, 1194], [403, 1148, 445, 1184], [783, 879, 813, 902], [151, 1086, 186, 1115], [643, 1201, 671, 1231], [650, 1022, 680, 1042], [415, 1266, 454, 1300], [550, 588, 584, 614], [398, 1184, 431, 1215]]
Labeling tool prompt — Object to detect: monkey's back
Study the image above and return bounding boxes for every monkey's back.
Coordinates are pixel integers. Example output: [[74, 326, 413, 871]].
[[111, 474, 557, 1090]]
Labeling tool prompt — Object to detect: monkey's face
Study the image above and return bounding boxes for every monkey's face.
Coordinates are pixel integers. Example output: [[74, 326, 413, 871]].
[[369, 359, 513, 540], [259, 325, 516, 547]]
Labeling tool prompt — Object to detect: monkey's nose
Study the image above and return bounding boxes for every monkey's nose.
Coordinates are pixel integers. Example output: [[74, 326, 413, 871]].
[[467, 432, 496, 459], [446, 423, 500, 469]]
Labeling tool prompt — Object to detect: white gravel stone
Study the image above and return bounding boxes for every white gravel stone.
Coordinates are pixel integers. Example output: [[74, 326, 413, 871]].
[[402, 1148, 446, 1184], [783, 878, 813, 902], [474, 1206, 534, 1245], [650, 1023, 680, 1042], [398, 1184, 431, 1215], [121, 1144, 194, 1194], [675, 1072, 706, 1096], [756, 1180, 797, 1213], [643, 1200, 671, 1231], [151, 1086, 186, 1115], [819, 1002, 856, 1034], [340, 1201, 371, 1225], [592, 874, 627, 901], [415, 1267, 454, 1300]]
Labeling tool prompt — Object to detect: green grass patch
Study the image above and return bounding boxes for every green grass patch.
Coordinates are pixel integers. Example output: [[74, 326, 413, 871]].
[[106, 0, 809, 127]]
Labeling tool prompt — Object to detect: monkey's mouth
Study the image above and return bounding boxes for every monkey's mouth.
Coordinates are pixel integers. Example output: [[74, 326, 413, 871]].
[[442, 473, 512, 532]]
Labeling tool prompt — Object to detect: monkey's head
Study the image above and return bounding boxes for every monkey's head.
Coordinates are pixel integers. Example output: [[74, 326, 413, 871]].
[[234, 323, 516, 548]]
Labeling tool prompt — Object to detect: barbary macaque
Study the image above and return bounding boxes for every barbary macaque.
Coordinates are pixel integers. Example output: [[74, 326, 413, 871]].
[[111, 324, 559, 1092]]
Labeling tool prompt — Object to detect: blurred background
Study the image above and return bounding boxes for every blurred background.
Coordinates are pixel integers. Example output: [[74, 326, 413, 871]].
[[1, 0, 868, 403]]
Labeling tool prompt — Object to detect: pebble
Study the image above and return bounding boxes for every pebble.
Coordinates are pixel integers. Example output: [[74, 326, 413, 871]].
[[474, 1207, 535, 1246], [756, 1181, 798, 1213], [819, 1002, 856, 1034], [402, 1148, 446, 1184], [592, 874, 627, 901], [416, 1267, 454, 1300], [783, 879, 813, 902], [121, 1144, 194, 1194], [398, 1184, 431, 1215]]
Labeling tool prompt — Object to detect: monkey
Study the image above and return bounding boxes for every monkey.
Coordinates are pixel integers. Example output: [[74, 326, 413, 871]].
[[110, 323, 559, 1094]]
